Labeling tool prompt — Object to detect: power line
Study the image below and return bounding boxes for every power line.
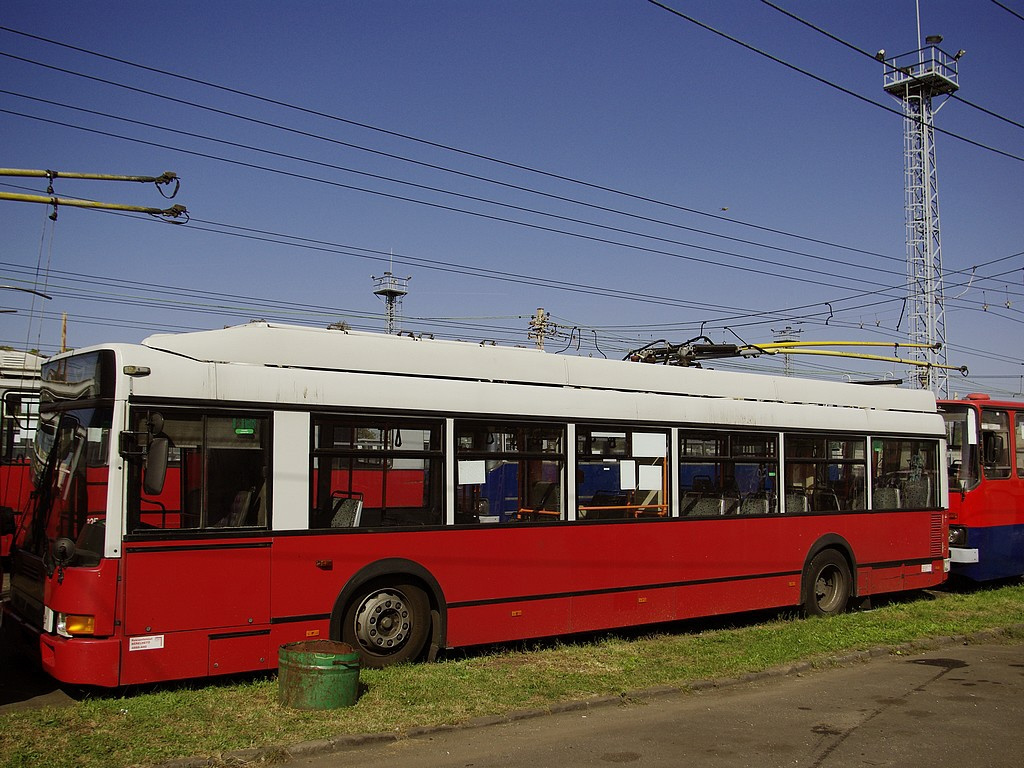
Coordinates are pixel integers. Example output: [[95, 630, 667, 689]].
[[990, 0, 1024, 24], [645, 0, 1024, 164], [760, 0, 1024, 134], [7, 31, 1008, 327], [1, 88, 910, 289], [1, 105, 913, 301], [7, 251, 1017, 375], [5, 167, 1018, 338], [0, 74, 911, 273], [6, 169, 1019, 341], [0, 28, 909, 263], [1, 177, 881, 325]]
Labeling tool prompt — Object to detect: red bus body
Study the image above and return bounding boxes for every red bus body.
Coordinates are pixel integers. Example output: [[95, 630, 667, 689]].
[[3, 323, 949, 687], [30, 514, 945, 688], [939, 394, 1024, 581]]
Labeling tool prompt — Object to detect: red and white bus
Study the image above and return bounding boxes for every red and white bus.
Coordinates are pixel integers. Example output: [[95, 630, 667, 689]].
[[1, 350, 42, 563], [939, 394, 1024, 581], [3, 322, 948, 687]]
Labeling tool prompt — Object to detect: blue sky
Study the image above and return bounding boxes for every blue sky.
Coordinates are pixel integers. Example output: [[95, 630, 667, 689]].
[[1, 1, 1021, 397]]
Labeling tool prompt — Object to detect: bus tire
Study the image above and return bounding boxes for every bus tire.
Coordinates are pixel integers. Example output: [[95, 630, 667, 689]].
[[341, 580, 431, 668], [802, 549, 851, 617]]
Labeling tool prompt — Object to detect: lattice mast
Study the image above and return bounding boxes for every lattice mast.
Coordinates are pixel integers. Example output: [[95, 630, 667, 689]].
[[372, 271, 410, 335], [881, 34, 962, 396]]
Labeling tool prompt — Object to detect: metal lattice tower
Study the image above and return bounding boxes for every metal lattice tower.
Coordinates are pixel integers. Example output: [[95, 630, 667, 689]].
[[882, 37, 962, 396], [372, 271, 410, 334]]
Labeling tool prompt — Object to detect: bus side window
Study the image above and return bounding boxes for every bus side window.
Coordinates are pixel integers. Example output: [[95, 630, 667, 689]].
[[455, 422, 564, 524], [1016, 412, 1024, 478], [980, 410, 1012, 479], [310, 417, 443, 529], [129, 412, 270, 532]]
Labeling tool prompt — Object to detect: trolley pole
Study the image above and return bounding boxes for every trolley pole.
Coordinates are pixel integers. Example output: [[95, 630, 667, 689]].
[[0, 168, 187, 221]]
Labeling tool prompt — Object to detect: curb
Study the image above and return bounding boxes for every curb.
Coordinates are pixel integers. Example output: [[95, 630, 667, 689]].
[[159, 624, 1024, 767]]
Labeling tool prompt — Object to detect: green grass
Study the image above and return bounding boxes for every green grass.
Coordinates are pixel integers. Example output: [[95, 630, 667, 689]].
[[3, 584, 1024, 768]]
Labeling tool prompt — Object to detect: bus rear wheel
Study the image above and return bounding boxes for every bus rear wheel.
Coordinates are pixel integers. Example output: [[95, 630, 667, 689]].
[[342, 581, 430, 668], [802, 549, 851, 617]]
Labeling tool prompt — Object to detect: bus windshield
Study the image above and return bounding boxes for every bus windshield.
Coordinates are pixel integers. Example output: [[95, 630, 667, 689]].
[[21, 406, 112, 563], [940, 405, 979, 491]]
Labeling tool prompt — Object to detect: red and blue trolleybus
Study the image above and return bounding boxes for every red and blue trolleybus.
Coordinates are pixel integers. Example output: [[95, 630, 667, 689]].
[[3, 322, 949, 687], [940, 393, 1024, 581]]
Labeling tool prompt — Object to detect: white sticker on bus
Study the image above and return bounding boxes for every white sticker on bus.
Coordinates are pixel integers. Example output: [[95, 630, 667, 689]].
[[921, 563, 933, 573], [129, 635, 165, 652]]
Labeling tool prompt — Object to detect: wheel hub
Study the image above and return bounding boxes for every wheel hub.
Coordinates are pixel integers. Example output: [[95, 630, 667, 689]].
[[354, 590, 411, 650], [815, 568, 840, 608]]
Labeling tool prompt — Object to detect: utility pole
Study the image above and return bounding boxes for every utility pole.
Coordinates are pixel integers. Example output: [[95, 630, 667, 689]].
[[881, 34, 962, 396], [528, 308, 555, 350]]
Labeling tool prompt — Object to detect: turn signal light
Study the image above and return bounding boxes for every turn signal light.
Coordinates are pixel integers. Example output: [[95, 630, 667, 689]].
[[57, 613, 96, 638]]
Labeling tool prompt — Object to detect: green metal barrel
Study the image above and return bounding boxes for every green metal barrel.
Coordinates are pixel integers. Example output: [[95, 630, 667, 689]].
[[278, 640, 361, 709]]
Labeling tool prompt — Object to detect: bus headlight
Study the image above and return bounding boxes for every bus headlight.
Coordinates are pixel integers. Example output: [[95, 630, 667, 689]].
[[949, 526, 967, 547], [56, 613, 96, 638]]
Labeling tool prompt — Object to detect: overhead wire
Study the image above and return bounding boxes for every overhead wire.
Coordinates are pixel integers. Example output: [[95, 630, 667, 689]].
[[7, 173, 1022, 360], [0, 109, 913, 306], [1, 24, 1021, 377], [759, 0, 1024, 135], [0, 25, 914, 263], [645, 0, 1024, 164], [0, 73, 908, 274], [0, 179, 852, 323], [0, 86, 912, 294], [5, 172, 1022, 360], [990, 0, 1024, 24], [2, 30, 1015, 320]]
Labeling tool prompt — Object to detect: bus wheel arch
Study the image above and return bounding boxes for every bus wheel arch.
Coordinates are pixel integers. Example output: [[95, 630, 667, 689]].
[[331, 558, 446, 668], [801, 537, 856, 618]]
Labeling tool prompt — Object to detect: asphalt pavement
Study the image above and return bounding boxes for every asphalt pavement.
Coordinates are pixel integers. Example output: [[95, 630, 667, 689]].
[[274, 638, 1024, 768]]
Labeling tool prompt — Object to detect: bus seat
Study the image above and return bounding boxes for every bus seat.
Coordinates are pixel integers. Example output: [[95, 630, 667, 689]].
[[873, 486, 901, 509], [330, 497, 363, 528], [810, 487, 840, 512], [253, 485, 266, 525], [902, 477, 930, 508], [721, 493, 741, 515], [740, 495, 769, 515], [784, 491, 808, 514], [227, 490, 252, 527], [681, 492, 723, 517]]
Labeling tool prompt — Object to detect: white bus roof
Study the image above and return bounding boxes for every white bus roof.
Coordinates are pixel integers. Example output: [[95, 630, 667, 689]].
[[0, 349, 44, 380], [134, 321, 936, 415]]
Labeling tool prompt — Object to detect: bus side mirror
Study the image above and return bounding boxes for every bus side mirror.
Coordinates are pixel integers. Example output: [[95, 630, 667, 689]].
[[144, 437, 169, 496], [53, 537, 76, 566]]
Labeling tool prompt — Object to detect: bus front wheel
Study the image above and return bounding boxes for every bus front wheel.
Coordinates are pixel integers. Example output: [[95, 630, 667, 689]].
[[802, 549, 851, 617], [341, 580, 431, 668]]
